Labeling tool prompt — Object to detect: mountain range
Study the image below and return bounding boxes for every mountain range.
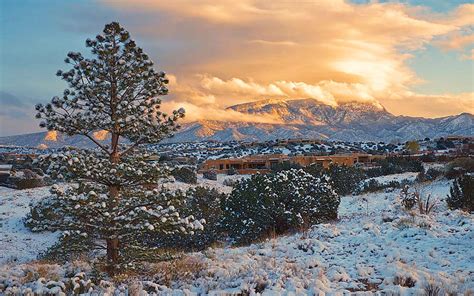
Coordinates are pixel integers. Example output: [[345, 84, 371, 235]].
[[0, 98, 472, 147], [169, 99, 473, 143]]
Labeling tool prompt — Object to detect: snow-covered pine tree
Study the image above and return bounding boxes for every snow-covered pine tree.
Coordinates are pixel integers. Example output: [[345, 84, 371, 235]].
[[29, 22, 203, 269]]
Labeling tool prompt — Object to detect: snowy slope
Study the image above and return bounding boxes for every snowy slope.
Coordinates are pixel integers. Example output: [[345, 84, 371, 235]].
[[1, 178, 473, 294], [0, 186, 59, 264], [170, 99, 473, 143]]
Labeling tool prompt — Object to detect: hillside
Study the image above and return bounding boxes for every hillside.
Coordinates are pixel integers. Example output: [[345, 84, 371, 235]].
[[1, 177, 473, 294], [170, 99, 473, 143], [0, 99, 472, 147]]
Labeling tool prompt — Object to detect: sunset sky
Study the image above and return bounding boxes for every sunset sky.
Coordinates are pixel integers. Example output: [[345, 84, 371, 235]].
[[0, 0, 473, 136]]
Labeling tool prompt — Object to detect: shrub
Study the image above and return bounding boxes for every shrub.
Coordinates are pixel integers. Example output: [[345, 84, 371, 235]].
[[324, 164, 366, 196], [415, 192, 437, 215], [8, 177, 45, 189], [152, 187, 226, 251], [270, 161, 302, 172], [303, 163, 324, 177], [359, 179, 410, 193], [447, 175, 473, 212], [416, 167, 444, 183], [171, 167, 197, 184], [366, 157, 423, 177], [221, 169, 339, 244], [400, 185, 416, 210], [6, 169, 45, 189], [203, 170, 217, 181], [445, 158, 474, 179], [227, 167, 238, 175], [223, 178, 238, 187], [400, 186, 437, 214]]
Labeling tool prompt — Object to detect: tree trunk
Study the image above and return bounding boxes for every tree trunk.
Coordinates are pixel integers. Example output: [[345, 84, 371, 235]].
[[107, 149, 120, 270], [106, 237, 119, 262]]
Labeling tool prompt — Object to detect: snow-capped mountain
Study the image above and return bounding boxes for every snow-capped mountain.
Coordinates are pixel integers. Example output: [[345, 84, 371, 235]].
[[0, 98, 472, 147], [170, 99, 473, 143], [0, 132, 111, 149]]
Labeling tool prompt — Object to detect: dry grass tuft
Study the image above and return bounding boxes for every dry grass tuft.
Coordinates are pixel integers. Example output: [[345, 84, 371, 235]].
[[149, 255, 207, 286], [393, 275, 417, 288]]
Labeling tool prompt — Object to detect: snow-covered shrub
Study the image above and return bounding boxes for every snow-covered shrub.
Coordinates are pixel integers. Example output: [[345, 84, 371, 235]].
[[359, 179, 408, 193], [227, 167, 238, 175], [302, 163, 365, 195], [366, 157, 423, 178], [221, 169, 339, 244], [392, 274, 417, 288], [447, 174, 473, 212], [171, 167, 197, 184], [400, 185, 416, 210], [270, 161, 302, 172], [416, 168, 445, 183], [445, 157, 474, 179], [152, 187, 224, 251], [203, 170, 217, 181], [324, 164, 366, 196], [399, 186, 437, 214], [360, 179, 384, 193], [303, 163, 324, 177], [223, 178, 238, 187], [7, 169, 45, 189]]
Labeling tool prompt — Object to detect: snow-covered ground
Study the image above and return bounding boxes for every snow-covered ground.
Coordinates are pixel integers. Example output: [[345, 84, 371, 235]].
[[365, 172, 418, 185], [163, 174, 248, 194], [0, 186, 59, 265], [0, 177, 473, 295]]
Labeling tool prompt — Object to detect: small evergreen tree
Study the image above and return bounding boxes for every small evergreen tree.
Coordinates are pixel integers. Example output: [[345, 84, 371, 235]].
[[221, 169, 339, 244], [325, 164, 366, 196], [303, 163, 365, 196], [28, 22, 201, 270], [447, 175, 473, 212], [171, 166, 198, 184]]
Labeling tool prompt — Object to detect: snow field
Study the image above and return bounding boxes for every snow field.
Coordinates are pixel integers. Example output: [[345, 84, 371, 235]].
[[0, 178, 472, 295]]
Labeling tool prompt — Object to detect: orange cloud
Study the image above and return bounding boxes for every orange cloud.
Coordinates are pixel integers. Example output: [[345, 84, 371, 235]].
[[44, 130, 58, 141], [438, 34, 474, 50], [102, 0, 473, 119], [92, 130, 109, 141], [383, 92, 474, 117]]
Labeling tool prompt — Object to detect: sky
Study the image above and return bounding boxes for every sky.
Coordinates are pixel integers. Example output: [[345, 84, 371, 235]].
[[0, 0, 473, 136]]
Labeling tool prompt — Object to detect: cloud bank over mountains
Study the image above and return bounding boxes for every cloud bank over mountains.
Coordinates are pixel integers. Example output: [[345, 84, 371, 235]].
[[103, 0, 473, 122]]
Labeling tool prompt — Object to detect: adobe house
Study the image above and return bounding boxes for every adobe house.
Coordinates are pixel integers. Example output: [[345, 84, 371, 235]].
[[199, 153, 384, 174]]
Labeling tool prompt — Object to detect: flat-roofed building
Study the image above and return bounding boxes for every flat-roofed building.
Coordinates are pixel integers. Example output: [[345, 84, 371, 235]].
[[199, 153, 384, 174]]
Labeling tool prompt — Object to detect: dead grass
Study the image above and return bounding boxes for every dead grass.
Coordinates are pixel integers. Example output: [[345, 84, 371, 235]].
[[148, 255, 207, 286], [423, 281, 442, 296], [393, 275, 417, 288], [19, 261, 62, 283], [415, 191, 437, 215]]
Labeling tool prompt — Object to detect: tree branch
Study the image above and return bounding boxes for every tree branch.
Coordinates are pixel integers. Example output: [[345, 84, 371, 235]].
[[120, 137, 144, 158], [83, 133, 111, 155]]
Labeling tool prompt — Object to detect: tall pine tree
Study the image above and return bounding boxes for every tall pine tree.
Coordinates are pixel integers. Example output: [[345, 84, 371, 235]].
[[29, 22, 203, 268]]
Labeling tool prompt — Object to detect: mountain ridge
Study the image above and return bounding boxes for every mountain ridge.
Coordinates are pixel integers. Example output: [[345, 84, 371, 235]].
[[0, 99, 472, 147]]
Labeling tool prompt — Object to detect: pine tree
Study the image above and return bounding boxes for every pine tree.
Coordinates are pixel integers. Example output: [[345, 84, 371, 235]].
[[29, 22, 203, 269], [447, 175, 473, 212]]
